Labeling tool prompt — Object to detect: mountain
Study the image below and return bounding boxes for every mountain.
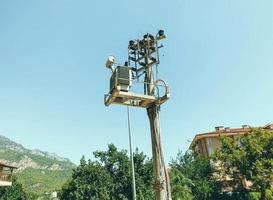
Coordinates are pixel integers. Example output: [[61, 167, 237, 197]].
[[0, 135, 75, 197]]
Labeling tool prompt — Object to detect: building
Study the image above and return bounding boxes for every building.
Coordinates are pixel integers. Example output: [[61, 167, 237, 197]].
[[0, 162, 17, 186], [189, 123, 273, 190], [189, 123, 273, 157]]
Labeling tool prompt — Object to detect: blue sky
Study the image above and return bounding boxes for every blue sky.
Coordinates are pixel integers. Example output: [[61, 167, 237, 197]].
[[0, 0, 273, 164]]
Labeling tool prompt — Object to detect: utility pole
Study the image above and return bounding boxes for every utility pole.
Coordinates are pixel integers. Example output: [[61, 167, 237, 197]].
[[144, 33, 171, 200], [104, 30, 171, 200]]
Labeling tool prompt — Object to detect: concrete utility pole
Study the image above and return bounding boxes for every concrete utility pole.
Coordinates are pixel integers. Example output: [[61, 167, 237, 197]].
[[144, 38, 171, 200], [104, 30, 171, 200]]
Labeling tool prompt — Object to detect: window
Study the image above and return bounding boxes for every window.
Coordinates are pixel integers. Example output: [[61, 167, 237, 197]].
[[207, 138, 212, 146]]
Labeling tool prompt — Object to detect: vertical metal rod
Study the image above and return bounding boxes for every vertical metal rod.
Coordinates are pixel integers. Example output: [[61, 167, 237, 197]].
[[127, 106, 137, 200]]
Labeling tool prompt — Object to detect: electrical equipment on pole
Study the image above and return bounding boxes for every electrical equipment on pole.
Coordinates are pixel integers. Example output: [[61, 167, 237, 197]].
[[104, 30, 171, 200]]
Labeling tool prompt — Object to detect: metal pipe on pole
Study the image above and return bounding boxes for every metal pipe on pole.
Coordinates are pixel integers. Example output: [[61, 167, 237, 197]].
[[127, 106, 137, 200]]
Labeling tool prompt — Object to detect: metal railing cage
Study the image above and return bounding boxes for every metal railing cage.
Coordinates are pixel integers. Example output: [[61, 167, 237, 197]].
[[104, 77, 170, 108]]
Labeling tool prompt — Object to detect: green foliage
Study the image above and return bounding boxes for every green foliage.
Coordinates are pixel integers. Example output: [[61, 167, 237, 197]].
[[58, 128, 272, 200], [0, 176, 26, 200], [0, 150, 23, 162], [170, 168, 194, 200], [59, 144, 154, 200], [170, 151, 221, 200], [28, 154, 74, 170], [68, 159, 112, 199], [214, 128, 273, 200], [17, 168, 72, 196]]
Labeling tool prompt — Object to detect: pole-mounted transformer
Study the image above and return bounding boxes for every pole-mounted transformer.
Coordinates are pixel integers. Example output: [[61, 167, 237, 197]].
[[104, 30, 172, 200]]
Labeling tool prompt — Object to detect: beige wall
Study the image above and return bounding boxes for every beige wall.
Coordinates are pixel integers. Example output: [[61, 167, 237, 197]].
[[195, 137, 221, 157]]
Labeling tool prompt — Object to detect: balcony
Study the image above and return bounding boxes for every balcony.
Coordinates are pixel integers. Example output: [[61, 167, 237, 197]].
[[0, 162, 17, 186]]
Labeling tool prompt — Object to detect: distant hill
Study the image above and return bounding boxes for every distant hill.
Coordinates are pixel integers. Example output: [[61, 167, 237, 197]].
[[0, 135, 75, 197]]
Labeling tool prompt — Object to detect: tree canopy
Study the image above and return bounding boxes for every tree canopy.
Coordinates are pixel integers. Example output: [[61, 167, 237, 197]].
[[59, 128, 273, 200], [214, 128, 273, 200], [59, 144, 154, 200], [170, 151, 221, 200], [0, 176, 26, 200]]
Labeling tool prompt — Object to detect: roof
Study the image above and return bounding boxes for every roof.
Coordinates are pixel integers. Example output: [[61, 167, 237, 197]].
[[0, 162, 18, 169], [189, 123, 273, 150], [264, 122, 273, 129], [189, 128, 250, 149]]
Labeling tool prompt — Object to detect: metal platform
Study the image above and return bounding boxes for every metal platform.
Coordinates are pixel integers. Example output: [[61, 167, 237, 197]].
[[104, 89, 170, 108]]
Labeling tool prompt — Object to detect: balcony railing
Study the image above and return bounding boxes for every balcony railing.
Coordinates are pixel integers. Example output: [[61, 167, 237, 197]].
[[0, 173, 12, 182], [0, 163, 17, 186]]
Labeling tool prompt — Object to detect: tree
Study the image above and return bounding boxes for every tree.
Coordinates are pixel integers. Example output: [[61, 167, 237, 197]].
[[94, 144, 154, 199], [59, 144, 154, 200], [0, 176, 26, 200], [215, 128, 273, 200], [170, 168, 194, 200], [59, 156, 114, 200], [170, 151, 221, 200], [93, 144, 131, 199]]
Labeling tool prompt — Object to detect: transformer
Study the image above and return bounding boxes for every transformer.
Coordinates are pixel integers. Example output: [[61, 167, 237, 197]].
[[110, 66, 132, 93]]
